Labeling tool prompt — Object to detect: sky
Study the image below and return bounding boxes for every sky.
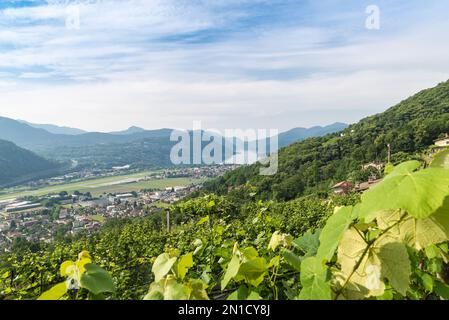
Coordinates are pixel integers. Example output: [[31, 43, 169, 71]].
[[0, 0, 449, 132]]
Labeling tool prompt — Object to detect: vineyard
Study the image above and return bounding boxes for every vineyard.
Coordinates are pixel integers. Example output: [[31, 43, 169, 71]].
[[1, 159, 449, 300]]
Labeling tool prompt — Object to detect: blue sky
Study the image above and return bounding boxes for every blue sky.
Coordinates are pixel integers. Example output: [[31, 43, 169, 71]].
[[0, 0, 449, 132]]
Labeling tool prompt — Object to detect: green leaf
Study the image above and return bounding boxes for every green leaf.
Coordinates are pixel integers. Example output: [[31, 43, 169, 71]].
[[37, 282, 67, 300], [283, 249, 301, 272], [188, 279, 209, 300], [360, 162, 449, 221], [143, 282, 164, 300], [247, 291, 262, 300], [292, 229, 321, 257], [227, 285, 249, 300], [268, 231, 293, 251], [376, 241, 411, 296], [196, 216, 209, 226], [377, 287, 394, 300], [435, 281, 449, 300], [377, 209, 449, 250], [420, 273, 434, 293], [152, 253, 177, 282], [176, 253, 193, 280], [337, 228, 385, 298], [237, 258, 267, 287], [164, 280, 188, 300], [425, 244, 440, 260], [337, 227, 410, 297], [221, 255, 240, 290], [80, 264, 116, 295], [298, 257, 332, 300], [316, 206, 355, 262], [241, 247, 259, 260]]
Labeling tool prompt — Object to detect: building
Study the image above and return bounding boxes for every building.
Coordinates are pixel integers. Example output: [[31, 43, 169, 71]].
[[332, 181, 354, 195], [59, 208, 69, 219], [355, 179, 383, 192], [361, 162, 385, 171], [5, 203, 41, 213], [435, 134, 449, 148]]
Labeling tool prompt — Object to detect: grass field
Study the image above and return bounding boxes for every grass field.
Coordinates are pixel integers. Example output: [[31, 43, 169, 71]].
[[0, 171, 207, 200], [90, 215, 106, 223]]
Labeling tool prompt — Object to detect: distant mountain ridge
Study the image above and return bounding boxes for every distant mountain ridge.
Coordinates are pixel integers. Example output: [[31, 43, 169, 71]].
[[0, 116, 174, 151], [278, 122, 348, 147], [0, 139, 60, 187], [18, 120, 87, 135], [110, 126, 146, 135], [0, 116, 346, 153], [0, 116, 348, 174]]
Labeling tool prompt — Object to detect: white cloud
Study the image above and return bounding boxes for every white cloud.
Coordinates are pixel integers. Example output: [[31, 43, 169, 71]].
[[0, 0, 448, 131]]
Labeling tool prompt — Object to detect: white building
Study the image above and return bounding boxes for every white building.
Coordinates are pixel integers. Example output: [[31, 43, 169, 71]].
[[435, 134, 449, 147]]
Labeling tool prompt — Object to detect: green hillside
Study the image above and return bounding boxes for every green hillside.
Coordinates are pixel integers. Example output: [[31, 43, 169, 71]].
[[0, 139, 60, 187], [206, 80, 449, 200]]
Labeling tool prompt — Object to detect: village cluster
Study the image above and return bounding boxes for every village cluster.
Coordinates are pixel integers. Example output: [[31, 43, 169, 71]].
[[0, 165, 239, 251]]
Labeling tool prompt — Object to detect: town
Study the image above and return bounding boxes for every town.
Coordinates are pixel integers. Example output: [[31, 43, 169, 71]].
[[0, 165, 239, 251]]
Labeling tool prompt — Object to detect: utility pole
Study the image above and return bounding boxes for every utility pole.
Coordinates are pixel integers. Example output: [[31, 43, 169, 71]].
[[387, 143, 391, 163], [166, 209, 171, 233]]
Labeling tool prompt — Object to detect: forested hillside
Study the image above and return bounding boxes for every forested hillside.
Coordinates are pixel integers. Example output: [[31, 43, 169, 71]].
[[206, 80, 449, 200], [0, 140, 59, 187]]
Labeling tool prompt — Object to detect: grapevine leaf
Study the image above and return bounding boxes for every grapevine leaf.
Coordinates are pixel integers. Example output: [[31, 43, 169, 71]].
[[152, 253, 177, 282], [376, 240, 411, 296], [164, 279, 189, 300], [247, 291, 262, 300], [283, 249, 301, 272], [80, 264, 116, 295], [268, 232, 293, 251], [188, 279, 209, 300], [241, 247, 259, 260], [37, 282, 67, 300], [227, 285, 249, 300], [420, 273, 434, 293], [60, 261, 76, 277], [360, 162, 449, 221], [221, 255, 240, 290], [237, 258, 267, 287], [425, 244, 440, 259], [316, 206, 355, 262], [292, 229, 321, 257], [143, 282, 164, 300], [196, 216, 209, 226], [298, 256, 332, 300], [337, 228, 385, 298], [176, 253, 193, 280], [435, 281, 449, 300], [377, 208, 449, 250]]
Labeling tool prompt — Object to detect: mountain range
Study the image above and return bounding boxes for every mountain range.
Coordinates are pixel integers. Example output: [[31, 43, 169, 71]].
[[0, 116, 347, 176], [0, 117, 347, 152]]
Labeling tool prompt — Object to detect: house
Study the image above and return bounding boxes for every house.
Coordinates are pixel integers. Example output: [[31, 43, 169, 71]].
[[361, 162, 385, 171], [59, 208, 69, 219], [355, 179, 383, 192], [435, 134, 449, 148], [332, 181, 354, 195]]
